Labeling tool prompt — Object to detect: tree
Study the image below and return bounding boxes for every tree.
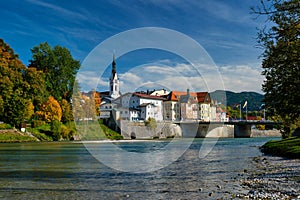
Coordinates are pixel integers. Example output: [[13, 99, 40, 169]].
[[50, 120, 62, 141], [145, 117, 157, 130], [35, 96, 62, 122], [0, 39, 32, 126], [253, 0, 300, 138], [72, 80, 85, 122], [23, 67, 48, 110], [60, 99, 73, 123], [0, 96, 3, 114], [28, 42, 80, 102]]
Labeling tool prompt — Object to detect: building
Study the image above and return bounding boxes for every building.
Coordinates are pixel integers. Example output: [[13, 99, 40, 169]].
[[109, 55, 121, 99], [150, 89, 170, 96], [114, 92, 165, 121], [163, 90, 212, 121], [99, 56, 121, 119]]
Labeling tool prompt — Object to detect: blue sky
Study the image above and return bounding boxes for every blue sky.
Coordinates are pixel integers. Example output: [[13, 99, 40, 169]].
[[0, 0, 267, 93]]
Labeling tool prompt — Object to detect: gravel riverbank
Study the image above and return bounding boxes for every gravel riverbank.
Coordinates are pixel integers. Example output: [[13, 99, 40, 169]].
[[234, 156, 300, 199]]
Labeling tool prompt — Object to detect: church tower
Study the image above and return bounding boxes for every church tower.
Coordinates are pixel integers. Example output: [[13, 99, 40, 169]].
[[109, 55, 120, 99]]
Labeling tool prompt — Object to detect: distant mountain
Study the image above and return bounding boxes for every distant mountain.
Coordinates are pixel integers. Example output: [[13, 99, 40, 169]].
[[210, 90, 264, 111]]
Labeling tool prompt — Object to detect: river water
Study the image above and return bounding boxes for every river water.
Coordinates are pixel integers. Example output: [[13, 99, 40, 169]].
[[0, 137, 278, 199]]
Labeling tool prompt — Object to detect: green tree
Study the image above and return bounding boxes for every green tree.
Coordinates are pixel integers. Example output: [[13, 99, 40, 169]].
[[60, 99, 73, 123], [145, 117, 157, 130], [51, 120, 62, 141], [23, 67, 48, 110], [28, 42, 80, 102], [72, 80, 84, 122], [253, 0, 300, 138]]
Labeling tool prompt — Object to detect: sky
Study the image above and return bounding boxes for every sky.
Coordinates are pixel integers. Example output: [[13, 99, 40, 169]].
[[0, 0, 268, 94]]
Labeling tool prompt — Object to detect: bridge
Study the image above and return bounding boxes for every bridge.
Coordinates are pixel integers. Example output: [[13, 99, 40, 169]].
[[174, 120, 280, 138]]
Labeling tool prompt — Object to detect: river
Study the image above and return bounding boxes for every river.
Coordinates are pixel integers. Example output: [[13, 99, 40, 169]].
[[0, 137, 278, 199]]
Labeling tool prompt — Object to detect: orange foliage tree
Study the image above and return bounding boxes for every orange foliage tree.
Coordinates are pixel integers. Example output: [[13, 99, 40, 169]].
[[36, 96, 62, 122]]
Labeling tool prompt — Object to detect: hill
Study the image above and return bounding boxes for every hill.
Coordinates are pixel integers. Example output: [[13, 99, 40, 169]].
[[210, 90, 264, 111]]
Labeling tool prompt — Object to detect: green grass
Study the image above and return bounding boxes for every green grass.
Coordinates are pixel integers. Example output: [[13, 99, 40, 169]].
[[76, 121, 123, 140], [0, 131, 37, 142], [261, 137, 300, 159], [26, 127, 53, 141]]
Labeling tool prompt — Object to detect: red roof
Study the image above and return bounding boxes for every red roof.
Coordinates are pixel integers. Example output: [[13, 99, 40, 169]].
[[167, 91, 210, 103], [133, 92, 166, 100]]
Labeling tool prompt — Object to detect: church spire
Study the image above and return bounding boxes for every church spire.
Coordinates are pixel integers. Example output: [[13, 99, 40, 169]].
[[109, 53, 120, 99], [112, 53, 116, 76]]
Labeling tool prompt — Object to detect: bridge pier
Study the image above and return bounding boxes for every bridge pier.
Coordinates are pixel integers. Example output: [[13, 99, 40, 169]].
[[179, 122, 234, 138], [234, 124, 252, 138]]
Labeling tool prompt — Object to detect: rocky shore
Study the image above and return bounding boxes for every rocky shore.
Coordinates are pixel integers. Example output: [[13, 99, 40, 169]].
[[234, 156, 300, 199]]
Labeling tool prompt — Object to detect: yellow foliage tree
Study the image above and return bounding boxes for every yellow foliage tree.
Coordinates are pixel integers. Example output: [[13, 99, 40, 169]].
[[36, 96, 62, 122], [23, 101, 34, 121]]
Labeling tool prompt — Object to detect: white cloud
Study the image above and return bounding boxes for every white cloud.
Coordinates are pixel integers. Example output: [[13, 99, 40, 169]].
[[219, 64, 264, 93], [26, 0, 87, 21], [77, 71, 107, 92], [120, 62, 263, 93]]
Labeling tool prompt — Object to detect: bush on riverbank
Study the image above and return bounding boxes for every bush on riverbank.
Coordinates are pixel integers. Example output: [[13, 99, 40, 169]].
[[26, 121, 77, 141], [261, 137, 300, 159], [0, 123, 13, 130]]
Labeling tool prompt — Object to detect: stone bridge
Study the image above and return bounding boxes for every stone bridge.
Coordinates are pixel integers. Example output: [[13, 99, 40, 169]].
[[174, 120, 280, 138]]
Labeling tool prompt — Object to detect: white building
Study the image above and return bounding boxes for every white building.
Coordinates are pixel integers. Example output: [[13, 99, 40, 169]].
[[114, 92, 165, 121], [109, 55, 121, 99]]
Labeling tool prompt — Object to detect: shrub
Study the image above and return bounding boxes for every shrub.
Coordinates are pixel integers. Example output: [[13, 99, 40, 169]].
[[31, 120, 46, 128], [145, 117, 157, 130], [0, 123, 13, 130], [51, 120, 62, 141]]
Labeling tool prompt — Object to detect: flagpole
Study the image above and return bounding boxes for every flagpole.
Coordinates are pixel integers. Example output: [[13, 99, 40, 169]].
[[239, 104, 241, 121], [246, 104, 248, 121]]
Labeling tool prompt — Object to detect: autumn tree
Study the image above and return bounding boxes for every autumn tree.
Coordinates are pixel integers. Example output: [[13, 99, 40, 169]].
[[0, 39, 32, 126], [28, 42, 80, 102], [36, 96, 62, 122], [253, 0, 300, 138]]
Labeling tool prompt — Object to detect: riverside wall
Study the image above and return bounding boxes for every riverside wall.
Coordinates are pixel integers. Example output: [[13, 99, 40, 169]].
[[119, 120, 281, 139], [120, 120, 235, 139], [120, 121, 182, 139]]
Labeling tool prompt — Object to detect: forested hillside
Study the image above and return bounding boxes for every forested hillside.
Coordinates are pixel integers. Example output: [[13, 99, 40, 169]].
[[210, 90, 264, 111]]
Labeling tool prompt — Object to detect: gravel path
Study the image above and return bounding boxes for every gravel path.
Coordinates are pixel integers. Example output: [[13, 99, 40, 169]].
[[235, 156, 300, 199]]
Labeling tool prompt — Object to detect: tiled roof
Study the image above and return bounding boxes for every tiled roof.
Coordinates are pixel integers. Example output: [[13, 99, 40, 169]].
[[167, 91, 210, 103], [133, 92, 166, 100]]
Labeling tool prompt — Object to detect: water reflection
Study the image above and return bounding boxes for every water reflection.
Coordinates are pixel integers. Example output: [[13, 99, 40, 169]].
[[0, 138, 274, 199]]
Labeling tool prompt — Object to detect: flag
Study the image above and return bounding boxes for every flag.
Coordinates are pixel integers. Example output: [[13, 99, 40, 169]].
[[242, 101, 248, 109]]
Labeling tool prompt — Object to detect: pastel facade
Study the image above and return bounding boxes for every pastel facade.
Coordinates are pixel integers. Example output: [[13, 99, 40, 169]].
[[163, 90, 212, 121]]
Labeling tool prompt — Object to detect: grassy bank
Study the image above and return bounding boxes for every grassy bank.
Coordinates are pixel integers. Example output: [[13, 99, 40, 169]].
[[261, 137, 300, 159], [0, 130, 38, 143], [76, 120, 123, 140]]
